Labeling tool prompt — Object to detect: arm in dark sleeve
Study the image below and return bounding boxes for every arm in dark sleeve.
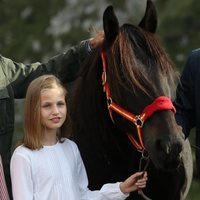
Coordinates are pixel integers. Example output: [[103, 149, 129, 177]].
[[175, 50, 199, 138], [2, 42, 89, 98]]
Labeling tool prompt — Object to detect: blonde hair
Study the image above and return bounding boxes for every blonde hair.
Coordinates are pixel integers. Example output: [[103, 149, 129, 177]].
[[22, 74, 70, 150]]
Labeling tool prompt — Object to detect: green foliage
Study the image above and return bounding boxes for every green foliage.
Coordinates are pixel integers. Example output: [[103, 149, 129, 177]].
[[156, 0, 200, 70], [0, 0, 65, 61], [187, 178, 200, 200]]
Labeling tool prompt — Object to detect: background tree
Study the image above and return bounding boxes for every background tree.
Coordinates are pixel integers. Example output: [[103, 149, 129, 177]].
[[156, 0, 200, 71]]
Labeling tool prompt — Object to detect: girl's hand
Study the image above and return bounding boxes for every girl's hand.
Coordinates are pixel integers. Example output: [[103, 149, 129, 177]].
[[119, 171, 148, 194]]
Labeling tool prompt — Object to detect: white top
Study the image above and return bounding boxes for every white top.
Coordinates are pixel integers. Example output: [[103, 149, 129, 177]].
[[10, 139, 129, 200]]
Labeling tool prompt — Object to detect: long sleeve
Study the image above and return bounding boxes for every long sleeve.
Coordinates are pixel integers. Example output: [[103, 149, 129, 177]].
[[82, 182, 129, 200], [10, 151, 33, 200], [73, 143, 129, 200], [175, 50, 198, 138], [1, 42, 88, 98]]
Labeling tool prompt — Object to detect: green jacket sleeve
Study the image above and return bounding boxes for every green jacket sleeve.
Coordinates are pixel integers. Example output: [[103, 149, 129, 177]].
[[1, 42, 88, 98]]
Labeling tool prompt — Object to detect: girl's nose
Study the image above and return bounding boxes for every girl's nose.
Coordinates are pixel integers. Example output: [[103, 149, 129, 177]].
[[52, 105, 59, 114]]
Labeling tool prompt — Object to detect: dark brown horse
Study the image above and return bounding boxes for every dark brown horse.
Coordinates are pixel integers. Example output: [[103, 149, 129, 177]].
[[70, 1, 192, 199]]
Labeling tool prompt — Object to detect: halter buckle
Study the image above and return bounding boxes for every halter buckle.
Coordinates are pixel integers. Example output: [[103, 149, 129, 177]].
[[107, 97, 112, 107], [134, 115, 144, 127]]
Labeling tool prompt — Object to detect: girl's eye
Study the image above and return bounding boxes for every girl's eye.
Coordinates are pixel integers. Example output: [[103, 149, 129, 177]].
[[42, 104, 51, 108], [57, 102, 65, 106]]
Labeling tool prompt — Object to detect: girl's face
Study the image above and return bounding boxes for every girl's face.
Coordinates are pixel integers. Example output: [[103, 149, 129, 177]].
[[40, 85, 67, 134]]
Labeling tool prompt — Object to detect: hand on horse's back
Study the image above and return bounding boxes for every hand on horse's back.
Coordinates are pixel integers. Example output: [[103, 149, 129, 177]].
[[89, 31, 104, 49]]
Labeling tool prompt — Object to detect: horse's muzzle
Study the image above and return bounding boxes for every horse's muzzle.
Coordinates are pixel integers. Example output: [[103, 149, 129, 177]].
[[154, 136, 183, 170]]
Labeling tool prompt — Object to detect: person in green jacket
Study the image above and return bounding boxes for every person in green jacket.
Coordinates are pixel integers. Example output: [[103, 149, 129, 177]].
[[0, 31, 104, 199]]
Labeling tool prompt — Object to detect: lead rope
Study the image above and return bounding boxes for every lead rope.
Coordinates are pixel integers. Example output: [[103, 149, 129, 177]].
[[137, 150, 152, 200]]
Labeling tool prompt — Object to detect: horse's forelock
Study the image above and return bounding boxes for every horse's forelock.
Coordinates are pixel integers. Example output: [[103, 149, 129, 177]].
[[107, 24, 177, 100]]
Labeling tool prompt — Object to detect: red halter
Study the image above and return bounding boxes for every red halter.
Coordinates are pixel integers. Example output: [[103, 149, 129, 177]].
[[101, 50, 176, 151]]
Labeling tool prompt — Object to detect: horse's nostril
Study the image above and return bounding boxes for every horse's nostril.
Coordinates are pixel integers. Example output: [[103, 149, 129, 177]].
[[156, 138, 183, 158], [165, 145, 170, 155], [156, 139, 170, 156], [171, 140, 183, 155]]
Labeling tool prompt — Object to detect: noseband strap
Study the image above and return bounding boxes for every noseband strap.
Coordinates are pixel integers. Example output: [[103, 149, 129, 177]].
[[101, 50, 176, 151]]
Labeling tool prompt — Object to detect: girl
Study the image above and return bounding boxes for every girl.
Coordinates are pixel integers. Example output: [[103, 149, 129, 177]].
[[10, 75, 147, 200]]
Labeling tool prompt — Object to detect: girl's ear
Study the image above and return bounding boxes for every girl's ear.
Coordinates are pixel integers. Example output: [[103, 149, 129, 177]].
[[103, 5, 119, 47], [138, 0, 157, 33]]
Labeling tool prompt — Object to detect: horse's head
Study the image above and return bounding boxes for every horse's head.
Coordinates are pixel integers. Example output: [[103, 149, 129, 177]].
[[101, 1, 184, 170]]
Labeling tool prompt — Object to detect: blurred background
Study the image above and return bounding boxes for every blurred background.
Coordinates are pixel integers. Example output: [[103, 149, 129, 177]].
[[0, 0, 199, 199]]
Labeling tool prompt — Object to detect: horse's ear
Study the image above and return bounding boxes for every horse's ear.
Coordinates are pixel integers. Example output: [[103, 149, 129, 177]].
[[103, 5, 119, 47], [138, 0, 157, 33]]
